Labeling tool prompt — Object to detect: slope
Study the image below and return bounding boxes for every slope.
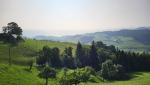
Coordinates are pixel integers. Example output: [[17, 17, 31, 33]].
[[0, 39, 76, 66]]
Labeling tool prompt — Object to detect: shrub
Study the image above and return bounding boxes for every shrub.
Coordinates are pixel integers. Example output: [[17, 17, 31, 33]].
[[38, 66, 56, 85], [100, 60, 126, 80], [59, 66, 98, 84]]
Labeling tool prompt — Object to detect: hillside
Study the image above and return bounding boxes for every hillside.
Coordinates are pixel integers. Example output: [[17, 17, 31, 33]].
[[35, 27, 150, 52], [0, 39, 150, 85], [0, 39, 76, 65]]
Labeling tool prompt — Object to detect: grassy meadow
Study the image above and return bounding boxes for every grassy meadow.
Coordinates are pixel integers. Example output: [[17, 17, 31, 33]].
[[0, 64, 150, 85]]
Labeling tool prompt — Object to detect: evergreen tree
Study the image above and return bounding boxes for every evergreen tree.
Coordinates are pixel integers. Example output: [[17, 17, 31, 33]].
[[89, 41, 99, 70], [62, 47, 75, 68], [51, 47, 62, 67], [76, 42, 85, 67]]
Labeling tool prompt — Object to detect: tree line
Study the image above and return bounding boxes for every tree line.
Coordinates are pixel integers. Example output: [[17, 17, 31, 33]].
[[36, 40, 150, 80]]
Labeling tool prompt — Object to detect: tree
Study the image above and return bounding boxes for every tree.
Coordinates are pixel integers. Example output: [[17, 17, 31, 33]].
[[36, 46, 51, 66], [51, 47, 62, 67], [114, 64, 126, 79], [64, 47, 73, 57], [107, 45, 116, 52], [37, 46, 62, 67], [100, 60, 117, 80], [95, 41, 106, 49], [89, 41, 99, 70], [100, 59, 126, 80], [59, 67, 70, 85], [39, 65, 56, 85], [28, 59, 34, 71], [2, 22, 23, 66], [0, 33, 5, 41], [62, 47, 75, 68], [59, 68, 81, 85], [76, 42, 85, 67], [36, 50, 46, 66]]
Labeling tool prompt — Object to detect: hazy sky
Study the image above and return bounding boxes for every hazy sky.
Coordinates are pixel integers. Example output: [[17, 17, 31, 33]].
[[0, 0, 150, 36]]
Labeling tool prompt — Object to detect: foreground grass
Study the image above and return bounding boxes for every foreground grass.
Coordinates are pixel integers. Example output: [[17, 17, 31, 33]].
[[0, 64, 59, 85], [0, 64, 150, 85]]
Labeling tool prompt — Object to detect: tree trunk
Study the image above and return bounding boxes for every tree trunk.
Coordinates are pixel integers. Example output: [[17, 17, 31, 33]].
[[8, 47, 11, 66], [46, 78, 48, 85], [29, 64, 33, 71]]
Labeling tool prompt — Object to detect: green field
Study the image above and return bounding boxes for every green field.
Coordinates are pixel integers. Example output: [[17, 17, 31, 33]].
[[0, 39, 76, 65], [81, 72, 150, 85], [0, 64, 150, 85], [0, 39, 150, 85]]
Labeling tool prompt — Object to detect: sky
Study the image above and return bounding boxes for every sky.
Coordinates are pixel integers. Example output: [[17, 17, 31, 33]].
[[0, 0, 150, 37]]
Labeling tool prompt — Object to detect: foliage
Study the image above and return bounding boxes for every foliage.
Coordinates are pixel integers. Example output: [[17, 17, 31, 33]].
[[101, 60, 117, 80], [89, 41, 100, 70], [76, 42, 85, 67], [27, 59, 34, 71], [38, 66, 56, 85], [36, 46, 62, 67], [116, 50, 150, 71], [1, 22, 23, 66], [61, 47, 75, 68], [100, 60, 126, 80], [51, 47, 62, 67], [2, 22, 23, 45], [59, 66, 98, 85], [38, 66, 56, 79]]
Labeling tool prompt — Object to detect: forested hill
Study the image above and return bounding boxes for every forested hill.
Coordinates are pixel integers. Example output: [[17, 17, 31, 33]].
[[104, 27, 150, 44], [34, 27, 150, 52]]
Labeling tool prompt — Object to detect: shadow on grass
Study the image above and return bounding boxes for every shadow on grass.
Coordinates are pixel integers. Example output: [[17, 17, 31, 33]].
[[23, 68, 32, 72], [102, 72, 145, 83], [128, 72, 143, 79]]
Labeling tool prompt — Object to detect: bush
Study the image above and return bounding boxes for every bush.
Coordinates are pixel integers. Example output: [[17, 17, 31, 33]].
[[38, 66, 56, 78], [59, 66, 98, 84], [77, 66, 96, 82], [59, 68, 80, 85], [114, 64, 127, 80], [38, 66, 56, 85], [100, 60, 126, 80]]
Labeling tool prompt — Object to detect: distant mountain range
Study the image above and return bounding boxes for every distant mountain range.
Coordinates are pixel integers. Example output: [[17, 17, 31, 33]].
[[34, 27, 150, 52]]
